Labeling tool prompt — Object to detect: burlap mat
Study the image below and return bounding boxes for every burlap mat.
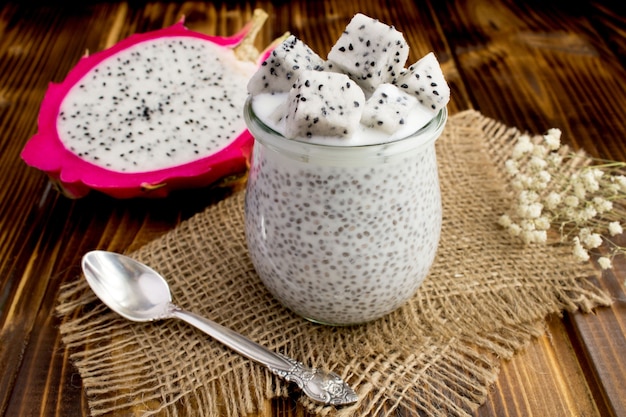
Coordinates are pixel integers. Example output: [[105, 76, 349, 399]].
[[57, 109, 612, 417]]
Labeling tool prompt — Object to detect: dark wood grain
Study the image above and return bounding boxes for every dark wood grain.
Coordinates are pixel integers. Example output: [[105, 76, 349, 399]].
[[1, 1, 624, 417]]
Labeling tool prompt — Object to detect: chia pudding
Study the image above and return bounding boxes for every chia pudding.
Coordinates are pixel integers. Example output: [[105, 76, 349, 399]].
[[243, 97, 447, 325]]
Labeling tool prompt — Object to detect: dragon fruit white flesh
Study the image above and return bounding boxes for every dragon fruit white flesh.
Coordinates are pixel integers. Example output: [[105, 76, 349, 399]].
[[247, 35, 326, 95], [327, 13, 409, 94], [393, 52, 450, 114], [361, 83, 419, 134], [284, 70, 365, 139], [21, 11, 272, 198]]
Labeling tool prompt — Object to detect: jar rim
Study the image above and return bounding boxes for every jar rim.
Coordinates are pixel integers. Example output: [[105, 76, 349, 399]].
[[243, 95, 448, 155]]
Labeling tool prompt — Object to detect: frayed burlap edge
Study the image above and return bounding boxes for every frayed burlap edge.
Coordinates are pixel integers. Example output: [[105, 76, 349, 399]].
[[57, 109, 612, 417]]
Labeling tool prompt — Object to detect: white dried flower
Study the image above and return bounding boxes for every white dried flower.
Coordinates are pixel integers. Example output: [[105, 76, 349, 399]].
[[519, 190, 539, 204], [608, 221, 623, 236], [572, 237, 590, 262], [547, 153, 563, 166], [534, 230, 547, 243], [521, 230, 547, 244], [511, 173, 533, 191], [581, 205, 598, 221], [573, 182, 587, 200], [544, 192, 562, 210], [508, 223, 522, 237], [578, 227, 591, 241], [532, 177, 548, 191], [505, 159, 519, 175], [544, 128, 561, 151], [529, 156, 547, 171], [534, 216, 551, 230], [593, 197, 612, 214], [498, 214, 512, 228], [582, 232, 603, 249], [537, 170, 551, 185], [598, 257, 612, 270], [532, 143, 549, 158], [516, 203, 543, 219], [512, 135, 534, 160], [581, 169, 601, 192], [520, 219, 536, 231], [614, 175, 626, 192], [527, 202, 543, 219], [592, 168, 604, 179], [563, 207, 578, 222], [521, 231, 534, 244], [607, 182, 621, 195], [564, 195, 580, 207]]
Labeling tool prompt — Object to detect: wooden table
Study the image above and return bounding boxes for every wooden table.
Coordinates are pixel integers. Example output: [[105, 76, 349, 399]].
[[1, 1, 625, 416]]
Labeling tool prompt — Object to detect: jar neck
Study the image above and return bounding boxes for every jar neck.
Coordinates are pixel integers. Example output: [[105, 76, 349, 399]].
[[243, 96, 448, 163]]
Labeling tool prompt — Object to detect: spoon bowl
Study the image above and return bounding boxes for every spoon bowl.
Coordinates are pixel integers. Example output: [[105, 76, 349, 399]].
[[81, 250, 358, 406], [83, 251, 172, 321]]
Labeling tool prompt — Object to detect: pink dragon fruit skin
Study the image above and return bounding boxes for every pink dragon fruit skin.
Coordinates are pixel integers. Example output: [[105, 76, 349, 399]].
[[21, 16, 272, 198]]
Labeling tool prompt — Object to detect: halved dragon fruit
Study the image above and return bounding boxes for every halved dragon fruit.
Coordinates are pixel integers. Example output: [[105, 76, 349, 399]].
[[21, 11, 273, 198]]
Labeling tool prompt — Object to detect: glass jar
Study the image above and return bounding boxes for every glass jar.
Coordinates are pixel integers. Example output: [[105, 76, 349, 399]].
[[243, 97, 447, 325]]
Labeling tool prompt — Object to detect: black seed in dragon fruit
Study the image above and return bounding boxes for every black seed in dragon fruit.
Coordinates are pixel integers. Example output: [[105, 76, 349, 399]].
[[360, 83, 419, 134], [284, 70, 365, 139], [247, 35, 325, 95], [327, 13, 409, 94], [393, 52, 450, 113]]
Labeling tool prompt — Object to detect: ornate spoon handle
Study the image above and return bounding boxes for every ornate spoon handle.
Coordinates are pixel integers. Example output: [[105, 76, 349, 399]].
[[170, 306, 358, 406]]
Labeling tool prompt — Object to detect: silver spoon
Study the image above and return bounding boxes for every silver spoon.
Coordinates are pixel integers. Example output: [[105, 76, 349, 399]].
[[81, 250, 358, 406]]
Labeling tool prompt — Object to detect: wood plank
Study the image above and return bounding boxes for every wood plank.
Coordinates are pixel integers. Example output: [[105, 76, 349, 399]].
[[568, 267, 626, 417], [589, 1, 626, 66], [476, 316, 602, 417]]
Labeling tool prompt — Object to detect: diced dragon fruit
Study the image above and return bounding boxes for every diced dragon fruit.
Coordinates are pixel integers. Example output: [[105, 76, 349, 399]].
[[360, 83, 419, 134], [393, 52, 450, 114], [284, 70, 365, 139], [247, 35, 325, 95], [327, 13, 409, 94]]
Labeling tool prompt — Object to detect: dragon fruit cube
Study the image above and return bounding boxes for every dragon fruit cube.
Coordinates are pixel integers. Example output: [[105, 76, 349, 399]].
[[393, 52, 450, 113], [361, 84, 419, 134], [327, 13, 409, 94], [285, 70, 365, 139], [247, 35, 325, 95]]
